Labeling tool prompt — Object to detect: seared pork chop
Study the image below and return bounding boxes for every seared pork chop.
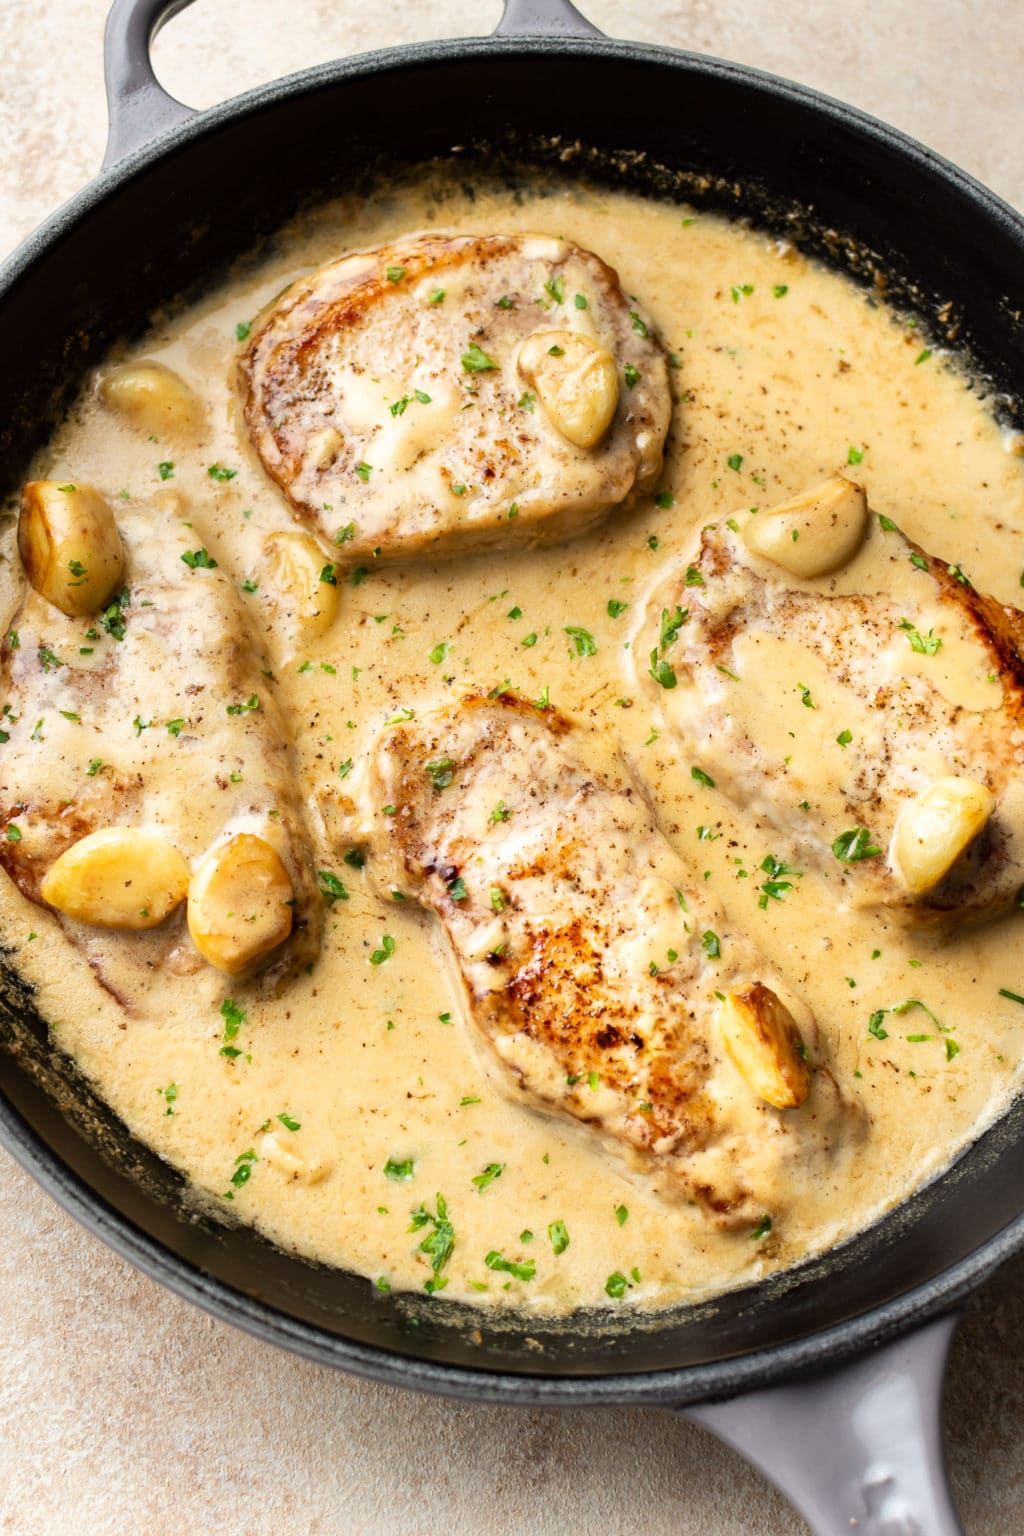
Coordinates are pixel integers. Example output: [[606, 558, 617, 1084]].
[[638, 511, 1024, 925], [241, 233, 671, 561], [355, 692, 855, 1227], [0, 501, 320, 990]]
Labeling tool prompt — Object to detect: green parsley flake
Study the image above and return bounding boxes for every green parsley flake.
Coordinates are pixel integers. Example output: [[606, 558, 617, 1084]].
[[832, 826, 882, 863], [384, 1156, 416, 1181], [564, 626, 597, 657], [181, 548, 218, 569], [425, 756, 455, 792], [462, 342, 498, 373], [899, 618, 942, 655], [317, 869, 349, 905], [485, 1249, 534, 1281], [370, 935, 396, 966], [471, 1162, 505, 1192]]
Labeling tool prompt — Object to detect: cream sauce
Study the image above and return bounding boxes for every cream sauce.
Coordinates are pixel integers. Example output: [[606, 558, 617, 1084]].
[[6, 173, 1024, 1312]]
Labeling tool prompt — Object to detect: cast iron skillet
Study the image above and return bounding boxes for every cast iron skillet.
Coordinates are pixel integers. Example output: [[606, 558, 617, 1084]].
[[2, 1, 1024, 1529]]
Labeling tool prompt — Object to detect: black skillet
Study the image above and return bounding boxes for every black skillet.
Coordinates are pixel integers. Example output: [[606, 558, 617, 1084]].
[[2, 2, 1024, 1530]]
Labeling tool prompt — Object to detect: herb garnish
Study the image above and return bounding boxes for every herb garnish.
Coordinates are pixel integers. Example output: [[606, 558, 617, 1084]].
[[832, 826, 882, 863]]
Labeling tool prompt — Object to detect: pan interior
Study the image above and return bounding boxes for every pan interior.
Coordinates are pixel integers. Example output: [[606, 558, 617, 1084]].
[[1, 38, 1024, 1390]]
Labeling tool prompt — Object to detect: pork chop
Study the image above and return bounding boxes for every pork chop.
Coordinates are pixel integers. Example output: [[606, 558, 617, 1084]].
[[354, 692, 856, 1228], [637, 511, 1024, 925], [240, 233, 671, 562], [0, 500, 321, 992]]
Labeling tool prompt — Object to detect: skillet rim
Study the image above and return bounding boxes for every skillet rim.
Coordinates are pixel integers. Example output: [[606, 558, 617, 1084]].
[[2, 29, 1024, 1404]]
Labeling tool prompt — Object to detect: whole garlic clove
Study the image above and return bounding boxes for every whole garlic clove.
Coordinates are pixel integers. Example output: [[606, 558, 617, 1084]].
[[263, 530, 340, 638], [18, 480, 125, 618], [718, 981, 811, 1109], [518, 329, 619, 450], [891, 775, 996, 895], [99, 361, 204, 438], [40, 827, 189, 930], [741, 474, 868, 579], [187, 832, 294, 975]]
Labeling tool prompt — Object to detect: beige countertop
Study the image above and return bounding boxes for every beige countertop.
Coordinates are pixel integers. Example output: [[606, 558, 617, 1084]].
[[2, 2, 1024, 1532]]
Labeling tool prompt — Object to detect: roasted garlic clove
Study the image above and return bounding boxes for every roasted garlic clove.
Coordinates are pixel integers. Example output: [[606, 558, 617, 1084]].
[[263, 530, 340, 638], [99, 361, 203, 438], [742, 474, 868, 578], [891, 776, 995, 895], [40, 827, 189, 930], [518, 329, 619, 449], [19, 481, 124, 618], [187, 832, 294, 974], [718, 981, 811, 1109]]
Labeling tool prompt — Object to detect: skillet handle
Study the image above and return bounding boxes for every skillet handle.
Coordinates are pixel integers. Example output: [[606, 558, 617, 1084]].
[[493, 0, 604, 38], [102, 0, 198, 169], [680, 1312, 965, 1536]]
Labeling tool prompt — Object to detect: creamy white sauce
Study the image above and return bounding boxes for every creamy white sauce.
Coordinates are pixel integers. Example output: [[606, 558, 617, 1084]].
[[6, 173, 1024, 1313]]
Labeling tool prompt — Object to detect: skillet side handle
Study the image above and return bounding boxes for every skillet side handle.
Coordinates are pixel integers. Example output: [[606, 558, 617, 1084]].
[[493, 0, 605, 38], [102, 0, 198, 169], [680, 1313, 965, 1536]]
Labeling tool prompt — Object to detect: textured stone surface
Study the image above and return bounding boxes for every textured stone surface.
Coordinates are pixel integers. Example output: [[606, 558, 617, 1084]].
[[1, 2, 1024, 1532]]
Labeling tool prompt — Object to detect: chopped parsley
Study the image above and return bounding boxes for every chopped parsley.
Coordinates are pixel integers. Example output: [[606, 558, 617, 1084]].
[[898, 618, 942, 655], [226, 693, 260, 715], [564, 626, 598, 657], [446, 875, 468, 902], [758, 854, 802, 909], [751, 1214, 773, 1240], [207, 463, 236, 481], [848, 445, 864, 465], [607, 599, 630, 618], [428, 640, 451, 665], [277, 1112, 301, 1132], [370, 935, 396, 966], [384, 1157, 416, 1181], [354, 461, 373, 482], [181, 548, 218, 569], [548, 1220, 569, 1255], [158, 461, 174, 480], [605, 1271, 629, 1298], [543, 275, 565, 305], [471, 1162, 505, 1192], [623, 363, 641, 389], [490, 799, 511, 823], [425, 756, 455, 791], [660, 606, 688, 649], [485, 1250, 535, 1282], [385, 265, 406, 284], [630, 310, 649, 337], [410, 1194, 455, 1289], [317, 869, 350, 905], [726, 453, 743, 472], [702, 929, 721, 959], [691, 766, 715, 788], [649, 651, 677, 689], [832, 826, 882, 863], [99, 589, 130, 642], [462, 342, 498, 373]]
